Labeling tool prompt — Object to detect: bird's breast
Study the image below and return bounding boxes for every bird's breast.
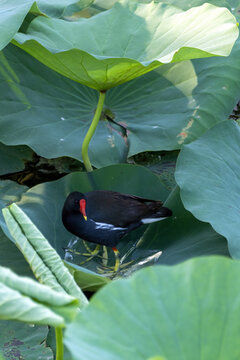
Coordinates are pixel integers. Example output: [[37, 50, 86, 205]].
[[81, 219, 127, 247]]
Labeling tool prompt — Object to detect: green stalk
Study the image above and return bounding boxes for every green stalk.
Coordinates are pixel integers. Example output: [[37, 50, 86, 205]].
[[55, 327, 64, 360], [82, 90, 106, 172]]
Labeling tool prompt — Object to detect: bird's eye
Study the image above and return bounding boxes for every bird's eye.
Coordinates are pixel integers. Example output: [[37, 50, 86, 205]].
[[74, 199, 79, 205]]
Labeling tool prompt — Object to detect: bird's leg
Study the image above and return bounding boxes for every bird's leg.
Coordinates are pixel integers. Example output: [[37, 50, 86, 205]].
[[66, 241, 109, 268], [112, 247, 134, 271], [112, 247, 120, 272], [77, 241, 101, 265], [96, 247, 135, 275], [82, 240, 100, 256], [65, 241, 101, 266], [97, 247, 137, 274], [102, 246, 108, 267], [64, 238, 100, 258], [97, 259, 134, 271], [96, 247, 119, 274], [79, 247, 101, 265]]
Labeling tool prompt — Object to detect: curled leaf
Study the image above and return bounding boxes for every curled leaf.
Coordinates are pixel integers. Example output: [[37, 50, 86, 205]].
[[2, 204, 88, 308], [0, 265, 79, 327]]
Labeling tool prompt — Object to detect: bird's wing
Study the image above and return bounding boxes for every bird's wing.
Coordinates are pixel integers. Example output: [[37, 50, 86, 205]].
[[86, 191, 163, 227]]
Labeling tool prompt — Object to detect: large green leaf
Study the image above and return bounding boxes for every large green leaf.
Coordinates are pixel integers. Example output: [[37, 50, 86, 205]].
[[2, 203, 88, 307], [0, 321, 53, 360], [13, 2, 238, 90], [0, 1, 239, 171], [175, 120, 240, 259], [1, 41, 240, 167], [65, 256, 240, 360]]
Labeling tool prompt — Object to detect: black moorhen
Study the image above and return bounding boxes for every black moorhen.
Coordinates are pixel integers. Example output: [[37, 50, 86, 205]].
[[62, 190, 172, 271]]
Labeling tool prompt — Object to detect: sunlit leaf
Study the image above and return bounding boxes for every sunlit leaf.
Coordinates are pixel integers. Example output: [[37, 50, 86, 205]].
[[13, 2, 238, 90]]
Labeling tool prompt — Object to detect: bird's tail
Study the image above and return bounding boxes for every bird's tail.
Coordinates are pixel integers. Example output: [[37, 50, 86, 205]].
[[141, 206, 172, 224]]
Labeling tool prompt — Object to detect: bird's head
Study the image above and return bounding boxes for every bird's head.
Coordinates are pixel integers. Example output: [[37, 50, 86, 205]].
[[64, 191, 87, 221]]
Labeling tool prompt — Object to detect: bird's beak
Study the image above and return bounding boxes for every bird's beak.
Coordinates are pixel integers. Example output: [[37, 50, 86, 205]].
[[79, 199, 87, 221]]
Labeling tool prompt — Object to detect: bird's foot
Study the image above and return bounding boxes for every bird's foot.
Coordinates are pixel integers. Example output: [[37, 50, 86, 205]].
[[78, 243, 101, 265], [97, 260, 135, 275], [64, 242, 101, 265]]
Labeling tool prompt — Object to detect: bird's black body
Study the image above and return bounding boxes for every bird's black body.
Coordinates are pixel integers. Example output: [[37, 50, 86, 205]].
[[62, 190, 172, 248]]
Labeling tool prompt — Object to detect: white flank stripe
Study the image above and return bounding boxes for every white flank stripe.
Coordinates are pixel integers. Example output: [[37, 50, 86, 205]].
[[93, 220, 126, 231], [141, 217, 168, 224]]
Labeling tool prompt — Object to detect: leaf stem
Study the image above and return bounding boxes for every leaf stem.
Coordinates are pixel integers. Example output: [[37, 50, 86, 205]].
[[55, 327, 64, 360], [82, 90, 106, 172]]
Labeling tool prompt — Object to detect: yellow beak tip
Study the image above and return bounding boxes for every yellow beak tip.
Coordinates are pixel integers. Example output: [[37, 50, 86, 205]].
[[84, 215, 87, 221]]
